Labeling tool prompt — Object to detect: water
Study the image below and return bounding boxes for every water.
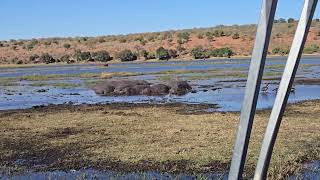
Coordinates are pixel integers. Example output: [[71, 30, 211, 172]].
[[0, 170, 228, 180], [1, 57, 320, 111], [1, 161, 319, 180]]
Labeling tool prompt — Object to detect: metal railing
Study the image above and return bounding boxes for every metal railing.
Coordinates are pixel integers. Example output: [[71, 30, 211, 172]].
[[228, 0, 318, 179]]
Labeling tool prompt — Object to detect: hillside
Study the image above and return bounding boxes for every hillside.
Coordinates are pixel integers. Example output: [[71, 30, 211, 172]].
[[1, 19, 320, 65]]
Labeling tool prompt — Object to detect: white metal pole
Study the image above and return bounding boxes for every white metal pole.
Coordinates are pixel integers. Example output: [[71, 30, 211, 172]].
[[254, 1, 318, 179], [228, 0, 278, 179]]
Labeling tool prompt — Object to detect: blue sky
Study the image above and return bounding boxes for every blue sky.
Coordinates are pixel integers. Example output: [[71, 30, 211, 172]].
[[0, 0, 318, 40]]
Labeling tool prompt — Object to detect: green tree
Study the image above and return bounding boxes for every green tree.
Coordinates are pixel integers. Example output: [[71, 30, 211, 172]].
[[156, 47, 170, 60], [117, 49, 137, 62]]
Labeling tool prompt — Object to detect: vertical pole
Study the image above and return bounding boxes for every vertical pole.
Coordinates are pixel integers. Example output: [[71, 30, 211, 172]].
[[254, 0, 318, 179], [228, 0, 278, 179]]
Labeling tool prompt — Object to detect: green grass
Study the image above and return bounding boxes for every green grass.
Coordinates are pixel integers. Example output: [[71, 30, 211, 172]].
[[51, 82, 81, 89], [0, 101, 319, 179]]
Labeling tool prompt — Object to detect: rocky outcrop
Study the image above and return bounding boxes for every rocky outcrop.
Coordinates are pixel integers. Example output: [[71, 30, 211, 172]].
[[93, 80, 192, 96]]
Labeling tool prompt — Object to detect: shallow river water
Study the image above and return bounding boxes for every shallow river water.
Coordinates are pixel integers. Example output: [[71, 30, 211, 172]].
[[1, 57, 320, 179], [2, 57, 320, 111]]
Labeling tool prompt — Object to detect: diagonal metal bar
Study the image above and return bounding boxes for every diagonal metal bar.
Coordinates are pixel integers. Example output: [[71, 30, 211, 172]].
[[254, 0, 318, 179], [228, 0, 278, 179]]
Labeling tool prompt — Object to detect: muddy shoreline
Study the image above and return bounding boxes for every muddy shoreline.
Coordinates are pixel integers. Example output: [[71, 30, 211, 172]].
[[1, 100, 320, 178]]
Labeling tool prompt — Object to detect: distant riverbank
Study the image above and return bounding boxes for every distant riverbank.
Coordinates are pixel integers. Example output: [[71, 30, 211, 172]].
[[1, 54, 320, 69]]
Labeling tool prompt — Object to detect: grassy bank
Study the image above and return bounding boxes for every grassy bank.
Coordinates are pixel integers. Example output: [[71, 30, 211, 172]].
[[0, 101, 319, 179]]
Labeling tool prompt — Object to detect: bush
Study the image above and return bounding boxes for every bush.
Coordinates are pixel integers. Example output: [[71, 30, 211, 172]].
[[210, 47, 234, 58], [91, 50, 112, 62], [303, 44, 319, 54], [16, 59, 23, 64], [63, 43, 71, 49], [205, 32, 215, 42], [232, 33, 240, 39], [272, 47, 289, 55], [287, 18, 295, 23], [40, 53, 55, 64], [213, 30, 225, 37], [156, 47, 170, 60], [197, 33, 204, 39], [60, 55, 71, 62], [168, 49, 178, 59], [191, 46, 209, 59], [74, 50, 92, 61], [117, 49, 137, 62], [44, 41, 52, 46], [29, 54, 40, 62], [177, 32, 190, 44]]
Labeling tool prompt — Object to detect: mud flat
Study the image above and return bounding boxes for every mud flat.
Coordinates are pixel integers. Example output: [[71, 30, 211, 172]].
[[0, 100, 319, 179]]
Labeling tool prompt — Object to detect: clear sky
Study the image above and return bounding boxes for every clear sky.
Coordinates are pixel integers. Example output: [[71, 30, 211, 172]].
[[0, 0, 319, 40]]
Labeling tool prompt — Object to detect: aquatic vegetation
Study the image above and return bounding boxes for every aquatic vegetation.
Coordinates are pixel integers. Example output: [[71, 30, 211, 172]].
[[29, 82, 50, 87], [0, 79, 18, 86], [52, 82, 81, 89]]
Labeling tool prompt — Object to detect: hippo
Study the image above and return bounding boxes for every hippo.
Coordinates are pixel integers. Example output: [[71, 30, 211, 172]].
[[168, 81, 192, 96], [141, 84, 170, 96], [93, 80, 149, 96], [93, 79, 192, 96]]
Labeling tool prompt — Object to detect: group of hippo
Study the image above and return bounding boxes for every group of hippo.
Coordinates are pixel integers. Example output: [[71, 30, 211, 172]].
[[93, 79, 192, 96]]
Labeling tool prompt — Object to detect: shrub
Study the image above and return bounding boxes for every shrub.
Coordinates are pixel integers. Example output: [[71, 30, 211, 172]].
[[44, 41, 52, 46], [117, 49, 137, 62], [303, 44, 319, 54], [26, 44, 34, 51], [40, 53, 55, 64], [63, 43, 71, 49], [156, 47, 170, 60], [232, 33, 240, 39], [29, 54, 40, 62], [278, 18, 287, 23], [16, 60, 23, 64], [91, 50, 112, 62], [60, 55, 71, 62], [205, 32, 215, 42], [213, 30, 225, 37], [210, 47, 234, 58], [168, 49, 178, 58], [74, 50, 92, 61], [140, 50, 149, 59], [97, 37, 106, 43], [191, 46, 209, 59], [197, 33, 204, 39], [177, 32, 190, 44], [287, 18, 295, 23], [147, 52, 156, 60], [272, 47, 289, 55], [177, 44, 186, 53]]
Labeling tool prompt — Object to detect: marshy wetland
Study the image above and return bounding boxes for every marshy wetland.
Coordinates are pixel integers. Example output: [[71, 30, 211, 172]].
[[0, 57, 320, 179]]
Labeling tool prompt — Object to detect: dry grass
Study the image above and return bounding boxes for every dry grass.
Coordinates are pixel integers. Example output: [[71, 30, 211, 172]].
[[0, 101, 319, 179]]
